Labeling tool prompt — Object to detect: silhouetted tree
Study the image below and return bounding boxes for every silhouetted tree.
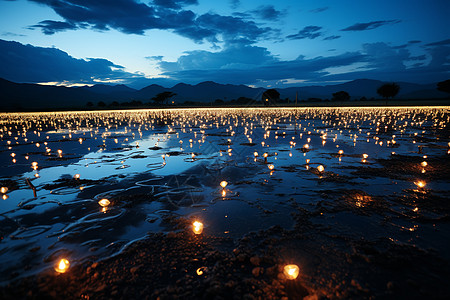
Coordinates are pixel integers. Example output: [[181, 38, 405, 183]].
[[152, 92, 176, 105], [97, 101, 106, 107], [262, 89, 280, 106], [110, 101, 120, 107], [437, 80, 450, 94], [332, 91, 350, 102], [86, 101, 94, 108], [377, 83, 400, 105]]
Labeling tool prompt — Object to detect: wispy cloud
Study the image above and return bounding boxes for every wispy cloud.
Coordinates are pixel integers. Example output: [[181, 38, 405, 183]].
[[286, 26, 322, 40], [250, 5, 284, 21], [425, 39, 450, 46], [323, 35, 341, 41], [341, 20, 401, 31], [310, 7, 329, 13]]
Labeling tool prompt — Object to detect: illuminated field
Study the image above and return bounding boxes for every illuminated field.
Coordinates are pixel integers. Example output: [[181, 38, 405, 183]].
[[0, 107, 449, 297]]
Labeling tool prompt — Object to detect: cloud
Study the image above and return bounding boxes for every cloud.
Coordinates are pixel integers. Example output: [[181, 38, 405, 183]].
[[0, 38, 146, 87], [341, 20, 401, 31], [27, 0, 273, 44], [153, 0, 198, 9], [310, 7, 329, 13], [250, 5, 283, 21], [323, 35, 341, 41], [408, 40, 421, 44], [153, 40, 449, 86], [28, 20, 80, 35], [425, 39, 450, 46], [2, 38, 447, 90], [287, 26, 322, 40], [1, 31, 26, 37]]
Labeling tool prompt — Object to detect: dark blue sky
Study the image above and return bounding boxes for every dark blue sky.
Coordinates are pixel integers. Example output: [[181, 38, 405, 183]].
[[0, 0, 449, 88]]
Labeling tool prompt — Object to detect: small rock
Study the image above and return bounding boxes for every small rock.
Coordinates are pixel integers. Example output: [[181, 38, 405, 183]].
[[250, 256, 260, 266], [252, 267, 263, 277]]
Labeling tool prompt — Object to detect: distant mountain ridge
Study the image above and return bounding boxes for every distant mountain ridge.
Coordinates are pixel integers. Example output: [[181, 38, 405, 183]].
[[0, 77, 448, 110]]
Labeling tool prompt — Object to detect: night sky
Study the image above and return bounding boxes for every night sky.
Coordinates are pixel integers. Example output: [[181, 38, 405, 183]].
[[0, 0, 449, 88]]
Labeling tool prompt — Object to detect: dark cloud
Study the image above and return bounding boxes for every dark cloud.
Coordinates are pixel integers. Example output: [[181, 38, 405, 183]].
[[0, 38, 145, 86], [407, 55, 426, 61], [2, 38, 447, 89], [323, 35, 341, 41], [341, 20, 401, 31], [153, 41, 448, 86], [408, 40, 421, 44], [250, 5, 283, 21], [28, 20, 79, 35], [287, 26, 322, 40], [310, 7, 329, 13], [425, 39, 450, 46], [153, 0, 198, 9], [27, 0, 273, 44]]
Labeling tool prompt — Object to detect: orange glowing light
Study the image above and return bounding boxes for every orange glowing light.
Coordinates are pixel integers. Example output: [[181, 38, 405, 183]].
[[317, 165, 324, 173], [420, 161, 427, 167], [268, 164, 274, 170], [283, 264, 299, 280], [220, 181, 228, 188], [193, 221, 203, 234], [338, 150, 344, 155], [98, 198, 110, 207], [0, 187, 8, 194], [73, 174, 80, 180], [415, 181, 426, 188], [55, 258, 70, 273], [362, 154, 369, 159], [196, 267, 205, 275]]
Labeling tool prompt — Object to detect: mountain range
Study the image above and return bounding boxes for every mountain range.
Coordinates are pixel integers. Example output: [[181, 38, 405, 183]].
[[0, 78, 448, 111]]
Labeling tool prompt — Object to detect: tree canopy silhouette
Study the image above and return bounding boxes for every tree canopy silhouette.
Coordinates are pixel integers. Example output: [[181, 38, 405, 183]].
[[377, 83, 400, 105], [152, 91, 177, 105], [332, 91, 350, 102], [437, 80, 450, 94], [262, 89, 280, 105]]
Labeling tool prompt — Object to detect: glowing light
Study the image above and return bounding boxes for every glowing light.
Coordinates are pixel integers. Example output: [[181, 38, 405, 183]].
[[421, 161, 427, 167], [220, 181, 228, 188], [362, 154, 369, 159], [268, 164, 274, 170], [73, 174, 80, 180], [2, 194, 8, 200], [415, 181, 426, 188], [0, 187, 8, 194], [283, 264, 299, 280], [317, 165, 324, 173], [254, 151, 259, 157], [54, 258, 70, 273], [192, 221, 204, 234], [196, 267, 205, 275], [338, 150, 344, 155], [98, 198, 110, 207]]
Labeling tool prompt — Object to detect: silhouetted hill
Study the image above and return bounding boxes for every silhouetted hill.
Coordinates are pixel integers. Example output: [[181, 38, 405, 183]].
[[0, 78, 104, 110], [79, 84, 136, 95], [0, 77, 448, 111]]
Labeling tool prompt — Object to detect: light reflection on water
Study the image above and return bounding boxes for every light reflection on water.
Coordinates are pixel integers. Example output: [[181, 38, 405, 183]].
[[0, 107, 449, 283]]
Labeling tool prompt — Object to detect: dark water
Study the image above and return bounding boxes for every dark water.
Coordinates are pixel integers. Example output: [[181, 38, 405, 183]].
[[0, 107, 449, 283]]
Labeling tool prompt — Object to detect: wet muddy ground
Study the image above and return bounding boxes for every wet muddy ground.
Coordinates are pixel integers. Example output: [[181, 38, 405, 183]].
[[0, 107, 449, 299]]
